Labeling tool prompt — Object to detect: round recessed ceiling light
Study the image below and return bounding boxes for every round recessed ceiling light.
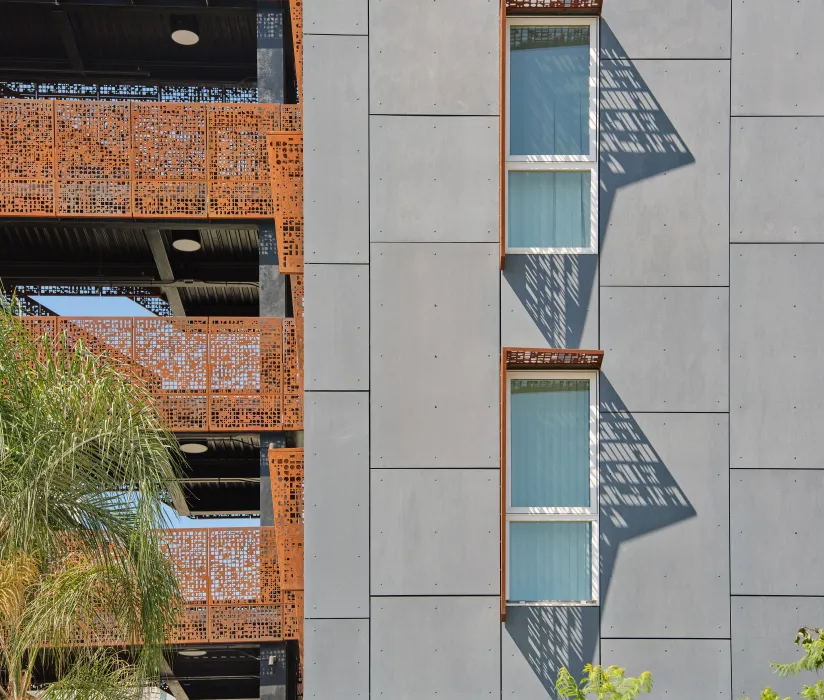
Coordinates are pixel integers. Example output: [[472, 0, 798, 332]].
[[178, 649, 207, 657], [180, 442, 208, 455], [172, 230, 202, 252], [171, 16, 199, 46]]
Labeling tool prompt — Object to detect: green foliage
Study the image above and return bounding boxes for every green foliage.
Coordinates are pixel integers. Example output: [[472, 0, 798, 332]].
[[556, 664, 653, 700], [740, 628, 824, 700], [0, 300, 185, 699]]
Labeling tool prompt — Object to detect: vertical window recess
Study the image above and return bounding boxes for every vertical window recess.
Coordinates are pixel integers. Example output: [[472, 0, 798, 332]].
[[500, 348, 603, 619], [505, 17, 599, 255]]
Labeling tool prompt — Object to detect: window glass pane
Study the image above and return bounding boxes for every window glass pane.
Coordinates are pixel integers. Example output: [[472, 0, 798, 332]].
[[510, 378, 590, 507], [508, 170, 590, 250], [509, 25, 590, 156], [509, 521, 592, 602]]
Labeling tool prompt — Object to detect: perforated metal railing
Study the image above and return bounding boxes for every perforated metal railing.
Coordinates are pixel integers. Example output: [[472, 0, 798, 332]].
[[59, 528, 299, 646], [269, 449, 304, 652], [21, 316, 304, 432], [0, 99, 302, 219]]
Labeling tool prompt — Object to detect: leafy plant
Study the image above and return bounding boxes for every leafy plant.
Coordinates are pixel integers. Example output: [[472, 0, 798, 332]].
[[556, 664, 654, 700], [0, 300, 185, 699], [741, 627, 824, 700]]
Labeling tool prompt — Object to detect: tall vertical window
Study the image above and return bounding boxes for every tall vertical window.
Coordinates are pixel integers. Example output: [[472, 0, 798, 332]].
[[506, 371, 598, 604], [506, 19, 598, 254]]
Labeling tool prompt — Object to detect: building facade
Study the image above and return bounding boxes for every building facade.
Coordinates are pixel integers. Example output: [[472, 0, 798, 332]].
[[0, 0, 821, 698], [303, 0, 824, 698]]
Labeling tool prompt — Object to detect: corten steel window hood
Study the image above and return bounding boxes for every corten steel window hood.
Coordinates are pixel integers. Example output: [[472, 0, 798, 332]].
[[499, 347, 604, 621]]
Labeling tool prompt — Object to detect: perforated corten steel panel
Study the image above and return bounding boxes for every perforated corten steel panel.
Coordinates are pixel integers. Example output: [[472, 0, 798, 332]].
[[283, 590, 303, 641], [290, 274, 304, 317], [47, 528, 284, 646], [281, 104, 302, 133], [130, 102, 208, 218], [504, 347, 604, 370], [282, 318, 304, 430], [163, 529, 209, 605], [0, 100, 54, 216], [506, 0, 602, 12], [210, 528, 280, 605], [20, 317, 291, 433], [289, 0, 303, 102], [207, 103, 278, 218], [269, 449, 304, 528], [0, 98, 287, 219], [55, 101, 131, 217], [267, 133, 304, 274], [132, 103, 207, 181]]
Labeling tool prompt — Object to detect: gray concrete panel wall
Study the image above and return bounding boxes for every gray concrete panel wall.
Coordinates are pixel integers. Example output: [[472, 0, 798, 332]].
[[304, 264, 369, 390], [303, 11, 371, 696], [731, 245, 824, 469], [371, 242, 499, 468], [503, 607, 599, 700], [600, 288, 729, 412], [304, 392, 369, 618], [502, 255, 599, 350], [371, 468, 499, 595], [599, 60, 729, 286], [369, 0, 498, 115], [371, 597, 500, 699], [304, 619, 369, 699], [731, 470, 824, 595], [304, 0, 367, 35], [732, 597, 824, 699], [602, 640, 731, 700], [600, 0, 730, 59], [732, 0, 824, 115], [732, 119, 824, 242], [600, 413, 730, 639], [370, 116, 499, 243], [304, 35, 368, 263]]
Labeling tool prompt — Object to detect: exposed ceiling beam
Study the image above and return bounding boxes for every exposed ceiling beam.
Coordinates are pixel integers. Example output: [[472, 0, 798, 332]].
[[0, 0, 266, 10], [0, 262, 258, 284], [161, 656, 191, 700], [146, 228, 186, 316], [50, 10, 85, 73]]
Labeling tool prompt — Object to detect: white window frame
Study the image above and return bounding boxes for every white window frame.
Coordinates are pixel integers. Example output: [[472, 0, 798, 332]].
[[505, 370, 599, 606], [505, 17, 599, 256]]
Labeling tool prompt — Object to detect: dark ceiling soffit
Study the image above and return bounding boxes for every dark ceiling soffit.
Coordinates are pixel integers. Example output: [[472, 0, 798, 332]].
[[504, 347, 604, 371]]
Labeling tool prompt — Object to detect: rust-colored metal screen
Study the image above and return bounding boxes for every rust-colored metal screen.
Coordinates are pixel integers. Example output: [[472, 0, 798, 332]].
[[506, 0, 602, 13], [269, 448, 304, 592], [267, 133, 304, 274], [21, 316, 298, 433], [0, 100, 55, 216], [132, 102, 208, 218], [0, 99, 281, 219], [504, 347, 604, 370], [268, 448, 304, 665], [290, 274, 304, 317], [56, 100, 132, 217], [282, 317, 304, 430], [163, 528, 285, 644], [290, 0, 303, 103]]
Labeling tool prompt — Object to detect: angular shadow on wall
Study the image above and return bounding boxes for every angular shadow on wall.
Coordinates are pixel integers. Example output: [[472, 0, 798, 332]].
[[505, 378, 695, 696], [503, 254, 597, 348], [505, 606, 600, 694], [598, 375, 696, 608], [503, 23, 695, 348], [599, 21, 695, 245]]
